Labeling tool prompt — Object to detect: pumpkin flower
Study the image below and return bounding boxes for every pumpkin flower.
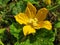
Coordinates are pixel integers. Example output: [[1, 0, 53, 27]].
[[14, 2, 52, 36]]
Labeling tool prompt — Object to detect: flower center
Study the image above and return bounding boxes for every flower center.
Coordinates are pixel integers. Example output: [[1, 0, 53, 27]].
[[29, 18, 38, 26]]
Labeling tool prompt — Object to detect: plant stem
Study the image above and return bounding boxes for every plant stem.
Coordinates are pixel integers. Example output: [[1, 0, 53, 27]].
[[49, 5, 59, 11]]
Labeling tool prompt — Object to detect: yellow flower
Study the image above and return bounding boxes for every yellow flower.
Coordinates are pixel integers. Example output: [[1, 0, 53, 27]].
[[14, 2, 52, 36], [43, 0, 51, 5]]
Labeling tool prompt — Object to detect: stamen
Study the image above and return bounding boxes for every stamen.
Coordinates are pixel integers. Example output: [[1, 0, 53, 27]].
[[29, 18, 38, 26]]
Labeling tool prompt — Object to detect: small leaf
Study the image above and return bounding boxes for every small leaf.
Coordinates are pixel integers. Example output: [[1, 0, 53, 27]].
[[0, 28, 5, 34], [0, 40, 4, 45], [10, 23, 22, 39], [55, 22, 60, 28], [14, 42, 20, 45], [56, 0, 60, 5]]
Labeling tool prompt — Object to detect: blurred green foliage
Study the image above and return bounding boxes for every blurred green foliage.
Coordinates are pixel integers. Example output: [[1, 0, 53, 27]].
[[0, 0, 60, 45], [55, 22, 60, 28], [0, 40, 4, 45], [10, 23, 55, 45]]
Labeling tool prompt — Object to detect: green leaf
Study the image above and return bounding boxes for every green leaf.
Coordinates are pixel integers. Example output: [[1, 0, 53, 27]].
[[15, 39, 31, 45], [14, 42, 20, 45], [24, 0, 39, 5], [0, 0, 10, 7], [10, 23, 22, 39], [56, 0, 60, 5], [9, 2, 15, 10], [0, 40, 4, 45], [0, 28, 5, 34], [55, 22, 60, 28], [0, 0, 2, 4], [14, 29, 55, 45], [11, 1, 26, 15]]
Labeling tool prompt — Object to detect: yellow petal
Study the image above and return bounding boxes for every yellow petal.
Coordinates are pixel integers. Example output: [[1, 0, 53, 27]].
[[38, 21, 52, 30], [25, 2, 37, 18], [25, 7, 31, 18], [36, 8, 49, 21], [23, 25, 36, 36], [14, 13, 29, 24]]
